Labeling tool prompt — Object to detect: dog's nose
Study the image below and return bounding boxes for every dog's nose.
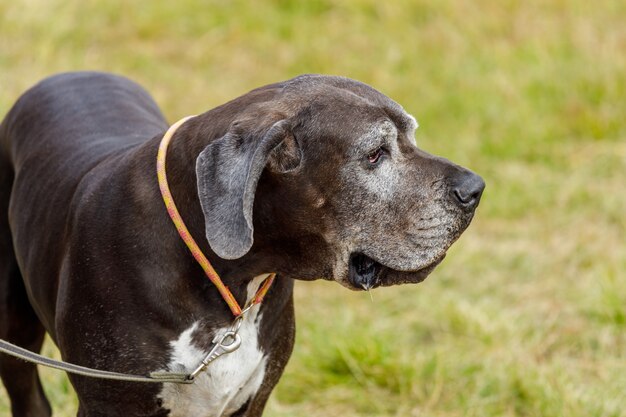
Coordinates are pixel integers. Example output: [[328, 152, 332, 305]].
[[450, 171, 485, 210]]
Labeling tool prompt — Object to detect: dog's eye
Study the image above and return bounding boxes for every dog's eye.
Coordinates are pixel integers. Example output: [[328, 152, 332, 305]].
[[367, 147, 385, 164]]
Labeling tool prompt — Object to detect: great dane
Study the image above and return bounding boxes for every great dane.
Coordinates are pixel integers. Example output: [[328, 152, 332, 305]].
[[0, 72, 484, 416]]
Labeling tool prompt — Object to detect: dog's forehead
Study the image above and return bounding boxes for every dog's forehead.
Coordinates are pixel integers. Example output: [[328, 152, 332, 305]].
[[282, 75, 418, 142]]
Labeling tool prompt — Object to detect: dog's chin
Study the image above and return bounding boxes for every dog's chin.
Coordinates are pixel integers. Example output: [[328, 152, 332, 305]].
[[344, 252, 446, 291]]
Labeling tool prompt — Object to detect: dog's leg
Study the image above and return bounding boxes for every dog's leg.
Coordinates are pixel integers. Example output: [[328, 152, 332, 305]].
[[0, 154, 52, 417]]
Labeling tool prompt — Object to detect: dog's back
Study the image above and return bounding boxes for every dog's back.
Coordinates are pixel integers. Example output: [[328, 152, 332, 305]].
[[1, 72, 168, 174]]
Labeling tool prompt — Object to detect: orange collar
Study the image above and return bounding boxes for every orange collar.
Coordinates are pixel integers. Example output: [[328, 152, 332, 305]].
[[156, 116, 275, 316]]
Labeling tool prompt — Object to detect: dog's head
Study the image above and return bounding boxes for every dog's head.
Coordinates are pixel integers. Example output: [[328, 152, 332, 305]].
[[195, 75, 484, 290]]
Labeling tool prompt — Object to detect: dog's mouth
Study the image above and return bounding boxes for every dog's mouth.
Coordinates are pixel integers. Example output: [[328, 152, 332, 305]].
[[348, 253, 387, 290], [348, 252, 446, 290]]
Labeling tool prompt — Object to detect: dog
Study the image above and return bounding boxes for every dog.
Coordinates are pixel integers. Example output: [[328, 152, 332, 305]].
[[0, 72, 484, 417]]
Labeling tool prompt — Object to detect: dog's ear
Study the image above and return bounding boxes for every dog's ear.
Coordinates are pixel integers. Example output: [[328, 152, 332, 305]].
[[267, 130, 301, 173], [195, 119, 300, 259]]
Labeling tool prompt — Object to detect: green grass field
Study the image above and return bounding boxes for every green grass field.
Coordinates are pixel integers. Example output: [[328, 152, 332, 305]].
[[1, 0, 625, 416]]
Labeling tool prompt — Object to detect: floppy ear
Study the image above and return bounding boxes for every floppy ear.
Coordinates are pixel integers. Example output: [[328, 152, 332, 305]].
[[195, 120, 299, 259]]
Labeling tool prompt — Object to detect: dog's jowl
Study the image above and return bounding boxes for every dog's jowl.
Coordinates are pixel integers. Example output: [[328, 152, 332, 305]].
[[0, 72, 484, 417]]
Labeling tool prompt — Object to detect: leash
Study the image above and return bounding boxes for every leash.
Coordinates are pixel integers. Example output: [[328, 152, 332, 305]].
[[0, 339, 191, 384], [0, 116, 276, 384]]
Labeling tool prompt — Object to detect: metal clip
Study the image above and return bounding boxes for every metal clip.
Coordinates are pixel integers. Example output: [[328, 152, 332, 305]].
[[187, 330, 242, 381], [229, 305, 255, 334]]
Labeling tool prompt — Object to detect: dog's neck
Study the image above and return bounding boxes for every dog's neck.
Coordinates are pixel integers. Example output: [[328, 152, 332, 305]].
[[138, 112, 328, 303], [131, 115, 275, 314]]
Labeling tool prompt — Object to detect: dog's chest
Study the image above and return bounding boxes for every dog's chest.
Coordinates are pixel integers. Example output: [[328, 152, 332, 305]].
[[158, 277, 268, 417]]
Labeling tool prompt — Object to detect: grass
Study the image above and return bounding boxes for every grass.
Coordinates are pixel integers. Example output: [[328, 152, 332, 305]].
[[1, 0, 625, 416]]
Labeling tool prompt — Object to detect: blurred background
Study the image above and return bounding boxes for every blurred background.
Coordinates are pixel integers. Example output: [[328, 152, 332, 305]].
[[1, 0, 624, 416]]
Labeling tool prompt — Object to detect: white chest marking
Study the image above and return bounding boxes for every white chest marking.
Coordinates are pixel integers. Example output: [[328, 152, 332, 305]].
[[158, 274, 270, 417]]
